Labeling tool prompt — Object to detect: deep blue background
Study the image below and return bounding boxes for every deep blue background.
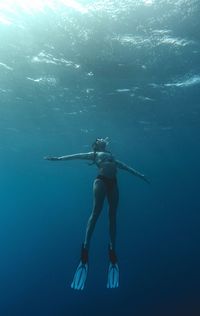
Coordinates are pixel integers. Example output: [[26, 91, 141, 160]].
[[0, 1, 200, 315]]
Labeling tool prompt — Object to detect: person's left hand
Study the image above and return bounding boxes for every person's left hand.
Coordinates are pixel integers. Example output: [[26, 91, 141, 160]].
[[142, 175, 151, 184]]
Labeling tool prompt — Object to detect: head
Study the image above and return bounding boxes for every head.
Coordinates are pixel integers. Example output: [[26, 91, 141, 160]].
[[92, 137, 109, 152]]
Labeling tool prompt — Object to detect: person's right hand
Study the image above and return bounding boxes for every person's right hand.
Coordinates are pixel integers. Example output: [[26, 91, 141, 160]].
[[43, 156, 60, 161]]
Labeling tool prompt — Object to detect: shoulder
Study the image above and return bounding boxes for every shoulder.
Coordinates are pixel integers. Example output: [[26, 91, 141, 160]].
[[106, 151, 116, 160], [86, 152, 95, 159]]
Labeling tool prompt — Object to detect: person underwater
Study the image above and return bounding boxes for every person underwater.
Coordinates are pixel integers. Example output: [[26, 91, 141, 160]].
[[44, 137, 150, 290]]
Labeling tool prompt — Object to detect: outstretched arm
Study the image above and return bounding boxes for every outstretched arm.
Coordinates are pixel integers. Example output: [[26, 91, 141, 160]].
[[44, 152, 94, 161], [116, 160, 150, 183]]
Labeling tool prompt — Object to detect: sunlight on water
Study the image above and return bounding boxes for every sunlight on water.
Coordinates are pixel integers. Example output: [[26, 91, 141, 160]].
[[143, 0, 154, 5], [0, 0, 88, 16]]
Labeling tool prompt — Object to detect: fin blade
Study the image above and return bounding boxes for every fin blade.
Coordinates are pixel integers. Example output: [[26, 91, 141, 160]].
[[71, 262, 88, 290], [107, 263, 119, 289]]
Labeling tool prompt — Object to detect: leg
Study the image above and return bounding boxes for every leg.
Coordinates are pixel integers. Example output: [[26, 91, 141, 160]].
[[106, 185, 120, 289], [107, 184, 119, 252], [84, 179, 106, 250]]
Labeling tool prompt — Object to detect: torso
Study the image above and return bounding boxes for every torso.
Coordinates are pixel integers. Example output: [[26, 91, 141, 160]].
[[94, 151, 117, 179]]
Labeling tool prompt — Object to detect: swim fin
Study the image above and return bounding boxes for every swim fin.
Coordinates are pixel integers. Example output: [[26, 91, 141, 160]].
[[107, 247, 119, 289], [71, 244, 88, 290], [71, 261, 88, 290]]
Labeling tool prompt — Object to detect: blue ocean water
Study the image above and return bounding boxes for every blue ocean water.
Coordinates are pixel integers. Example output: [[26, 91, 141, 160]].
[[0, 1, 200, 315]]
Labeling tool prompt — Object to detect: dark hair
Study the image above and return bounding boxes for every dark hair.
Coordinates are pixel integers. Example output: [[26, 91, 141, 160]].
[[91, 140, 98, 152], [89, 138, 103, 165], [91, 138, 107, 151], [88, 144, 97, 165]]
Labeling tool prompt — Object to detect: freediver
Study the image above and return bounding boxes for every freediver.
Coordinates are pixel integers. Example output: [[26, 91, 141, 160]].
[[44, 137, 149, 290]]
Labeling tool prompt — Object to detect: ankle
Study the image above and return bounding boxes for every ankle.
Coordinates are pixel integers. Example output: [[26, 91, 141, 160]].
[[81, 243, 89, 264], [108, 246, 117, 264]]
